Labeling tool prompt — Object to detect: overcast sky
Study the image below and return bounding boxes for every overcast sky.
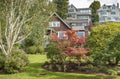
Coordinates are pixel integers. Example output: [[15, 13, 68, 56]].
[[69, 0, 120, 8]]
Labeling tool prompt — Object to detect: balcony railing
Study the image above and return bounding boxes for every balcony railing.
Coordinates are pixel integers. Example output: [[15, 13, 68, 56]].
[[72, 26, 85, 30]]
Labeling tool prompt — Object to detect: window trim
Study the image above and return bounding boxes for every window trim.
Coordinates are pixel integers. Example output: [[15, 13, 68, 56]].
[[58, 31, 67, 39], [49, 21, 60, 27]]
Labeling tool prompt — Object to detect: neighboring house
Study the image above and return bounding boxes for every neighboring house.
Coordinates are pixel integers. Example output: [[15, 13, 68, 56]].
[[65, 4, 92, 37], [47, 12, 71, 39], [98, 3, 120, 23]]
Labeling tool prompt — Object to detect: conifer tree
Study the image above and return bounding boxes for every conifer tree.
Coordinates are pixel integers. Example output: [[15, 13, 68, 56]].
[[53, 0, 69, 19], [89, 0, 101, 24]]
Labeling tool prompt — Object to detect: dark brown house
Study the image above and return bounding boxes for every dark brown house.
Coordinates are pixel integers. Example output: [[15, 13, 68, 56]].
[[47, 12, 71, 38]]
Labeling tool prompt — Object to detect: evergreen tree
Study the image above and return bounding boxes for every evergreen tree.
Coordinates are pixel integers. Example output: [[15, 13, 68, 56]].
[[53, 0, 69, 19], [89, 0, 101, 24]]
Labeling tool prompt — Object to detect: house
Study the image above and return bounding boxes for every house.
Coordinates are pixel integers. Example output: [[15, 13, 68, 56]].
[[65, 4, 92, 37], [47, 12, 71, 39], [98, 3, 120, 23], [48, 12, 90, 37]]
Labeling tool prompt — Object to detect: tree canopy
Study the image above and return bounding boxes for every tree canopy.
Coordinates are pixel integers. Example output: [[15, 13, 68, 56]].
[[87, 22, 120, 65], [89, 0, 101, 24], [53, 0, 69, 19], [0, 0, 56, 56]]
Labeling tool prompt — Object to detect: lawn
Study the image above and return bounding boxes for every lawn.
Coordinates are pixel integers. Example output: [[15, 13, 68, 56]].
[[0, 54, 120, 79]]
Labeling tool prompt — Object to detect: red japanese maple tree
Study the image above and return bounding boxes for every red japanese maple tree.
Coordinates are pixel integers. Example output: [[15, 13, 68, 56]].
[[50, 30, 89, 57]]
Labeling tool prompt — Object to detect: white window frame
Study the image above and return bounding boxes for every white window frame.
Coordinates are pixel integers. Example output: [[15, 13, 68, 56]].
[[49, 21, 60, 27], [58, 31, 67, 39]]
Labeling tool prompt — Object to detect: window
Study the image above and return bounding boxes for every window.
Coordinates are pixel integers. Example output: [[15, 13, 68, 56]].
[[58, 31, 67, 39], [78, 9, 90, 14], [108, 17, 111, 20], [58, 32, 64, 39], [112, 4, 115, 9], [49, 21, 60, 27], [111, 11, 116, 15], [69, 9, 74, 12], [72, 26, 85, 30], [114, 17, 120, 20], [81, 23, 87, 26], [100, 17, 105, 21], [78, 16, 88, 19], [71, 14, 75, 18], [76, 32, 85, 37], [101, 10, 107, 15]]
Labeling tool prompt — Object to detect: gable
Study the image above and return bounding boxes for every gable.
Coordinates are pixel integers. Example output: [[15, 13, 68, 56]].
[[49, 13, 71, 31]]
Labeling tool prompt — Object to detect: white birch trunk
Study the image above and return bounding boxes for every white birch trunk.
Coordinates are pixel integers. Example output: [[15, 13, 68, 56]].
[[0, 0, 33, 56]]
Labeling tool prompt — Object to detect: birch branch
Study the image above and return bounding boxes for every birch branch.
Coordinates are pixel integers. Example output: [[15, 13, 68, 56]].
[[0, 23, 7, 55], [15, 32, 31, 44]]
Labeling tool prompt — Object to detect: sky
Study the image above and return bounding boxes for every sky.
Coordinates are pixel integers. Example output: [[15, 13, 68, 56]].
[[69, 0, 120, 8]]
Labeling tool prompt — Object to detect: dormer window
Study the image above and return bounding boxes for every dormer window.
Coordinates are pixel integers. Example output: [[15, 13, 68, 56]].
[[112, 4, 115, 9], [69, 9, 74, 12], [103, 4, 106, 9]]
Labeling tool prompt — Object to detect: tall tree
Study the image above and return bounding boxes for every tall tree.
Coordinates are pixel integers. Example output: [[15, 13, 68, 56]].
[[0, 0, 56, 56], [53, 0, 69, 19], [0, 0, 33, 56], [87, 22, 120, 65], [29, 0, 56, 47], [89, 0, 101, 24]]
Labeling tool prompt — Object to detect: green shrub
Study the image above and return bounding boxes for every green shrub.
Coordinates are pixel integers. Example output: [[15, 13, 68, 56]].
[[46, 42, 62, 62], [13, 44, 21, 50], [37, 46, 44, 54], [117, 70, 120, 76], [107, 69, 118, 76], [98, 65, 108, 73], [56, 64, 62, 71], [4, 49, 29, 74], [87, 64, 93, 69], [24, 37, 34, 47], [27, 46, 37, 54], [0, 52, 5, 68], [87, 22, 120, 65]]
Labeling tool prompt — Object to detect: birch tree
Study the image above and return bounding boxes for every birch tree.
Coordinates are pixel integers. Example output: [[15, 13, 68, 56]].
[[0, 0, 34, 56]]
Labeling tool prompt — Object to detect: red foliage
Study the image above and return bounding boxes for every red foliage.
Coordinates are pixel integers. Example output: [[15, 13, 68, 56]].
[[50, 33, 60, 43], [65, 30, 86, 45], [61, 47, 89, 57], [50, 30, 89, 57], [66, 47, 75, 52], [78, 37, 86, 44]]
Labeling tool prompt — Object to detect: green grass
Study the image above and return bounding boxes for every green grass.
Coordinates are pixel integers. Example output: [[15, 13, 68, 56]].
[[0, 54, 120, 79]]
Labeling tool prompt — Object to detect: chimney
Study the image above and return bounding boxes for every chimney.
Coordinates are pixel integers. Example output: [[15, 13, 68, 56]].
[[117, 3, 119, 8]]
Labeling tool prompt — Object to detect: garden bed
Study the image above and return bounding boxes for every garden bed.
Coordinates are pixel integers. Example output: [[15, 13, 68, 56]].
[[42, 62, 120, 76]]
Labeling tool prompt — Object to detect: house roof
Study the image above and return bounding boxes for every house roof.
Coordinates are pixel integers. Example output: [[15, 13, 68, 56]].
[[77, 8, 91, 10], [48, 12, 71, 29], [69, 4, 91, 10], [69, 4, 77, 10]]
